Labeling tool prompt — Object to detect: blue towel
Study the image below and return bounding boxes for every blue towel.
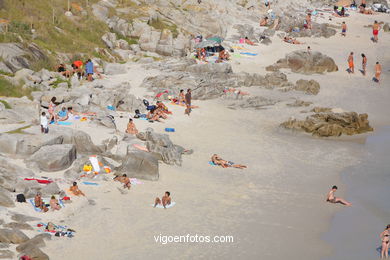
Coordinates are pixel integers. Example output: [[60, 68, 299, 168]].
[[209, 161, 217, 166], [240, 52, 258, 56], [57, 121, 72, 126], [165, 128, 175, 132], [82, 181, 99, 186]]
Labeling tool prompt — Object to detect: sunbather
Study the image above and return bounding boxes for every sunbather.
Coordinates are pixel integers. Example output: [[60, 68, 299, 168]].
[[125, 118, 138, 135], [70, 182, 85, 196], [260, 16, 269, 26], [359, 6, 375, 14], [57, 107, 69, 121], [326, 185, 352, 206], [154, 191, 171, 209], [50, 195, 61, 211], [114, 174, 131, 189], [224, 88, 250, 96], [283, 36, 302, 44], [156, 101, 172, 114], [34, 192, 49, 212], [244, 37, 257, 46], [56, 64, 72, 78], [211, 154, 247, 169], [216, 50, 230, 63]]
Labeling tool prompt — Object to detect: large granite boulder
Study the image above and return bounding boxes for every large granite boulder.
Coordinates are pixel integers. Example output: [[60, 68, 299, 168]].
[[281, 111, 373, 137], [28, 144, 77, 171], [268, 50, 338, 74], [0, 229, 29, 244], [116, 150, 159, 181]]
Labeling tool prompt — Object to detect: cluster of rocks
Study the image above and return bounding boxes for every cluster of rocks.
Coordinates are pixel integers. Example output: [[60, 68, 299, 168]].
[[281, 110, 373, 137], [266, 50, 338, 74], [0, 214, 50, 259]]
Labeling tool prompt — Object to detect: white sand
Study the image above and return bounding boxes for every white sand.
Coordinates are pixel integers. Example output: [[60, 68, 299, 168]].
[[5, 8, 390, 260]]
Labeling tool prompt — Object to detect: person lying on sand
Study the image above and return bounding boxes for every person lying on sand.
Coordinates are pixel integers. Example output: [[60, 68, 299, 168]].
[[70, 182, 85, 196], [216, 50, 230, 63], [224, 88, 250, 96], [211, 154, 247, 169], [359, 6, 375, 14], [244, 37, 257, 46], [114, 174, 131, 189], [125, 118, 138, 135], [50, 195, 61, 211], [154, 191, 171, 209], [57, 107, 69, 122], [260, 16, 269, 26], [34, 192, 49, 212], [326, 185, 352, 206], [380, 225, 390, 259], [283, 36, 303, 44]]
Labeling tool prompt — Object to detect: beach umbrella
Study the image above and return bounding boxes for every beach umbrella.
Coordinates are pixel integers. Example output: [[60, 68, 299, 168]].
[[206, 36, 223, 43], [195, 40, 218, 49]]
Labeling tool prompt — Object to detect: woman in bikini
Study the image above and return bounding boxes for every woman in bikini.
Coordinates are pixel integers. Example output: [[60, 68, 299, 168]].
[[211, 154, 247, 169], [380, 225, 390, 259], [48, 97, 57, 123], [178, 89, 185, 104]]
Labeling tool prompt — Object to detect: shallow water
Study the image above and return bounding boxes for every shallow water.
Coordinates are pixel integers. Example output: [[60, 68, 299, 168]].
[[323, 126, 390, 260]]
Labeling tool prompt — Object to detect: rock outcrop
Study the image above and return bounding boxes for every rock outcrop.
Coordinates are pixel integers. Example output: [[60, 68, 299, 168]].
[[281, 111, 373, 137], [267, 50, 338, 74], [27, 144, 77, 172]]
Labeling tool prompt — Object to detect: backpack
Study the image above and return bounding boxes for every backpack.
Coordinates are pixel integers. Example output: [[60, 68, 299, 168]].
[[16, 194, 26, 203]]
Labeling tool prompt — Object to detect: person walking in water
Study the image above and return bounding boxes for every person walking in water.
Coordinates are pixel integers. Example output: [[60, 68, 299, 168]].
[[361, 53, 367, 76], [373, 20, 381, 43], [374, 62, 382, 83], [380, 225, 390, 259], [348, 52, 354, 74], [326, 185, 352, 206]]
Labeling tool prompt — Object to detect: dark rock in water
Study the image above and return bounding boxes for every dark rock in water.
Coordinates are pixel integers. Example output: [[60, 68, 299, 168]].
[[0, 229, 29, 244], [27, 144, 77, 172], [116, 150, 159, 181], [3, 222, 33, 231], [11, 214, 40, 223], [281, 111, 373, 137], [270, 50, 338, 74], [0, 250, 14, 259], [295, 79, 320, 95]]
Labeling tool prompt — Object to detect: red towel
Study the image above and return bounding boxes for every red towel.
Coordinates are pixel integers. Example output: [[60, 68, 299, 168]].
[[24, 178, 53, 184]]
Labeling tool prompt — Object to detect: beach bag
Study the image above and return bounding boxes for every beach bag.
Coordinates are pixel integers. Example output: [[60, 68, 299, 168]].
[[16, 194, 26, 203]]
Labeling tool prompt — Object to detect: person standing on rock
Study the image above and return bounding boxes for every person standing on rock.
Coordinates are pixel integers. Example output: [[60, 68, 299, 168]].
[[348, 52, 354, 74], [185, 89, 192, 116], [374, 62, 382, 83], [48, 97, 57, 123], [85, 59, 94, 82], [373, 21, 381, 43], [40, 112, 49, 134], [361, 54, 367, 76]]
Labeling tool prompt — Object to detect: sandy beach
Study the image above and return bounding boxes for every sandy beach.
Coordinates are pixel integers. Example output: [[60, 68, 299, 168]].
[[0, 1, 390, 260]]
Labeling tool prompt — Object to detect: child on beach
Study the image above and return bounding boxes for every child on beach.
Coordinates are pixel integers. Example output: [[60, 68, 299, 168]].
[[341, 21, 347, 36], [326, 185, 352, 206], [40, 112, 49, 134], [348, 52, 354, 73], [154, 191, 171, 209]]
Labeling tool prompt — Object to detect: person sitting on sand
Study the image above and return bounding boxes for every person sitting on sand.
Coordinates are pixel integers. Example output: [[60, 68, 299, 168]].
[[49, 195, 61, 211], [125, 118, 138, 135], [359, 6, 374, 14], [154, 191, 171, 209], [216, 50, 230, 63], [70, 182, 85, 196], [34, 192, 48, 212], [244, 37, 257, 46], [326, 185, 352, 206], [114, 174, 131, 189], [380, 225, 390, 259], [156, 101, 172, 115], [283, 36, 302, 44], [211, 154, 247, 169], [57, 107, 69, 121], [147, 108, 164, 122], [260, 16, 269, 26]]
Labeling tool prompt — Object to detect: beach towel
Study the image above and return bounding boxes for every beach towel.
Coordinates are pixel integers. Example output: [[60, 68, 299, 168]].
[[53, 121, 72, 126], [82, 181, 99, 186], [24, 178, 53, 184], [165, 128, 175, 132], [89, 156, 100, 173], [29, 198, 65, 212], [133, 144, 148, 152], [139, 117, 149, 121], [36, 222, 75, 238], [240, 52, 258, 56], [152, 202, 176, 209], [130, 178, 143, 185], [209, 161, 217, 166]]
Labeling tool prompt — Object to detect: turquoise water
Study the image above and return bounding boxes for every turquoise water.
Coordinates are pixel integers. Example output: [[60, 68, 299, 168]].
[[323, 126, 390, 260]]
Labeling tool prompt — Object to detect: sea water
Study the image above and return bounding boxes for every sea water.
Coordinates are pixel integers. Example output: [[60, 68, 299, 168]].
[[323, 126, 390, 260]]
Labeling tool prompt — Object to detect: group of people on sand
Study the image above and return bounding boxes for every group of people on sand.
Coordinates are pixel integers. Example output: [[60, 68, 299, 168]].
[[347, 52, 382, 82], [34, 192, 62, 212], [326, 186, 390, 258], [56, 59, 101, 82]]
